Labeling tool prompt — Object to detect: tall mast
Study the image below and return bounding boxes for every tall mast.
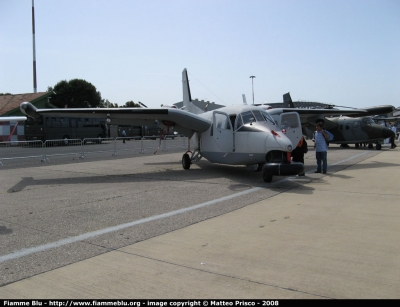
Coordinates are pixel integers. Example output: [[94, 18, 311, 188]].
[[32, 0, 37, 93]]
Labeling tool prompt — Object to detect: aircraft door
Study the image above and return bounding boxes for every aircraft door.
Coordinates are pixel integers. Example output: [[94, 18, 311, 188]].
[[213, 111, 234, 152], [352, 120, 364, 141], [279, 112, 303, 148]]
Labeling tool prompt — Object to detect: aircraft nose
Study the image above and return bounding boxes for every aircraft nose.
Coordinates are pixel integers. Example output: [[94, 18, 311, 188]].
[[382, 127, 395, 139]]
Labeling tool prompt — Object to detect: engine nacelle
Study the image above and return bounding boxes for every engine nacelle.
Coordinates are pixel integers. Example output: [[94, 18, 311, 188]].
[[20, 102, 40, 119]]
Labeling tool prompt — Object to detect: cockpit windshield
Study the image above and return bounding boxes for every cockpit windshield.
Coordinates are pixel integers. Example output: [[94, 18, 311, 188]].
[[260, 111, 276, 125], [362, 118, 375, 125], [241, 111, 255, 125], [235, 109, 277, 131]]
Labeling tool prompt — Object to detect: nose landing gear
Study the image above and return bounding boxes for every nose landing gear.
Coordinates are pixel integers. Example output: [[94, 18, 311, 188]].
[[182, 148, 202, 170]]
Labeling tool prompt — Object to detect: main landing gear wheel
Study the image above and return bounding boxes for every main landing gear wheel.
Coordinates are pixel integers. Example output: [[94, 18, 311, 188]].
[[376, 143, 382, 150], [182, 153, 191, 169]]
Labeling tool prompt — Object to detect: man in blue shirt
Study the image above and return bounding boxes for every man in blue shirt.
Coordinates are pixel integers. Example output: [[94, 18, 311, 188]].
[[390, 123, 397, 149], [312, 122, 330, 174]]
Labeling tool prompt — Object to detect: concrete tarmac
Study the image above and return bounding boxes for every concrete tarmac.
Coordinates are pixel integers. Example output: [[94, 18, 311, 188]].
[[0, 144, 399, 299]]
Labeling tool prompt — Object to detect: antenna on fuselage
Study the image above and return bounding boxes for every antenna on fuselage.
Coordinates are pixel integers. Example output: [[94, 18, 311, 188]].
[[242, 94, 247, 105]]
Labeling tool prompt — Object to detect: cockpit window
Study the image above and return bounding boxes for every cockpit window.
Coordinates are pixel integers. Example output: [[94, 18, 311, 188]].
[[260, 111, 276, 125], [241, 111, 255, 125], [362, 118, 374, 126], [252, 110, 264, 122]]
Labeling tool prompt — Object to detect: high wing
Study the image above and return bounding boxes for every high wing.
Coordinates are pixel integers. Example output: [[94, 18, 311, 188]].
[[20, 72, 211, 138], [0, 116, 27, 122]]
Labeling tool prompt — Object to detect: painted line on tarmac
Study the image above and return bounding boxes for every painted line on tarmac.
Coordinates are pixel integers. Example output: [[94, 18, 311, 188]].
[[0, 187, 262, 264], [304, 151, 370, 175], [0, 151, 370, 264]]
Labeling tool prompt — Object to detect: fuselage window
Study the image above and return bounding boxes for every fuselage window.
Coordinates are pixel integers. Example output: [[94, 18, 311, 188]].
[[214, 113, 230, 130], [280, 113, 299, 129]]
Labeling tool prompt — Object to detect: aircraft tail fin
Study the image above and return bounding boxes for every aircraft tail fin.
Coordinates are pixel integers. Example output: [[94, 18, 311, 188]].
[[182, 68, 204, 114], [283, 92, 295, 108]]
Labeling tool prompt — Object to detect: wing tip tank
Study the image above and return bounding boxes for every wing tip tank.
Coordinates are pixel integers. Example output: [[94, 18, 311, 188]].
[[20, 102, 39, 118]]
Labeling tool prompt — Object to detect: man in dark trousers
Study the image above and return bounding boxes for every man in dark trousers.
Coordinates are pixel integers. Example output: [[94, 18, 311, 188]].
[[292, 136, 308, 176], [312, 122, 330, 174]]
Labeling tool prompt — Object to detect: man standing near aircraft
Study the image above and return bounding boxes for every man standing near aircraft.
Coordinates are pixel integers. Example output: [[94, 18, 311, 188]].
[[292, 136, 308, 176], [312, 122, 330, 174], [122, 129, 126, 143], [390, 123, 397, 149]]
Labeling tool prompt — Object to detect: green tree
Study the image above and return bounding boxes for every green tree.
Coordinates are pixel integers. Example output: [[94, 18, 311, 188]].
[[121, 101, 141, 108], [48, 79, 102, 108], [99, 99, 118, 108]]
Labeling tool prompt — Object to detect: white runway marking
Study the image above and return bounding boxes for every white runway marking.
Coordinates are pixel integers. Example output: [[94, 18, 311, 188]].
[[0, 151, 369, 264], [0, 187, 262, 264]]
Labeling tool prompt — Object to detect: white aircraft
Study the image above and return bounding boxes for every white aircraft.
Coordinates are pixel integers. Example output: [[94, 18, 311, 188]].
[[0, 116, 27, 122], [20, 68, 304, 182]]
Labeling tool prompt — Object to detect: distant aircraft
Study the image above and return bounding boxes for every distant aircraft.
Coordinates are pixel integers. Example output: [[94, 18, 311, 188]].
[[266, 93, 395, 150], [20, 69, 305, 183]]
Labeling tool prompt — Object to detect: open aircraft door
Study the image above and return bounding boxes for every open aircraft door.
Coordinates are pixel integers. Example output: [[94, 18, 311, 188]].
[[279, 112, 303, 148], [213, 111, 234, 152]]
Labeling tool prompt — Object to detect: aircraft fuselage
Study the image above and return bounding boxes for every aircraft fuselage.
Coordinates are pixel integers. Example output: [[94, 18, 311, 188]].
[[189, 105, 302, 165], [303, 116, 394, 144]]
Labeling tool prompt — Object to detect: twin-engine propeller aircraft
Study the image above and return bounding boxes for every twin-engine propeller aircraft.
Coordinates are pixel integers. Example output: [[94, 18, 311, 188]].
[[266, 93, 395, 150], [20, 69, 304, 182]]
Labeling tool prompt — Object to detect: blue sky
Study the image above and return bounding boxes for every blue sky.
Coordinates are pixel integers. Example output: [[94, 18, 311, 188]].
[[1, 0, 399, 108]]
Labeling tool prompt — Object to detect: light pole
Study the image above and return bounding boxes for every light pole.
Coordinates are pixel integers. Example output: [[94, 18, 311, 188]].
[[32, 0, 37, 93], [249, 76, 256, 105]]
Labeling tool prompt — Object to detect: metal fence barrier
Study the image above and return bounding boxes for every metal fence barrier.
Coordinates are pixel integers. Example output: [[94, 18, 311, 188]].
[[43, 139, 84, 162], [0, 140, 44, 165], [0, 136, 188, 166]]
